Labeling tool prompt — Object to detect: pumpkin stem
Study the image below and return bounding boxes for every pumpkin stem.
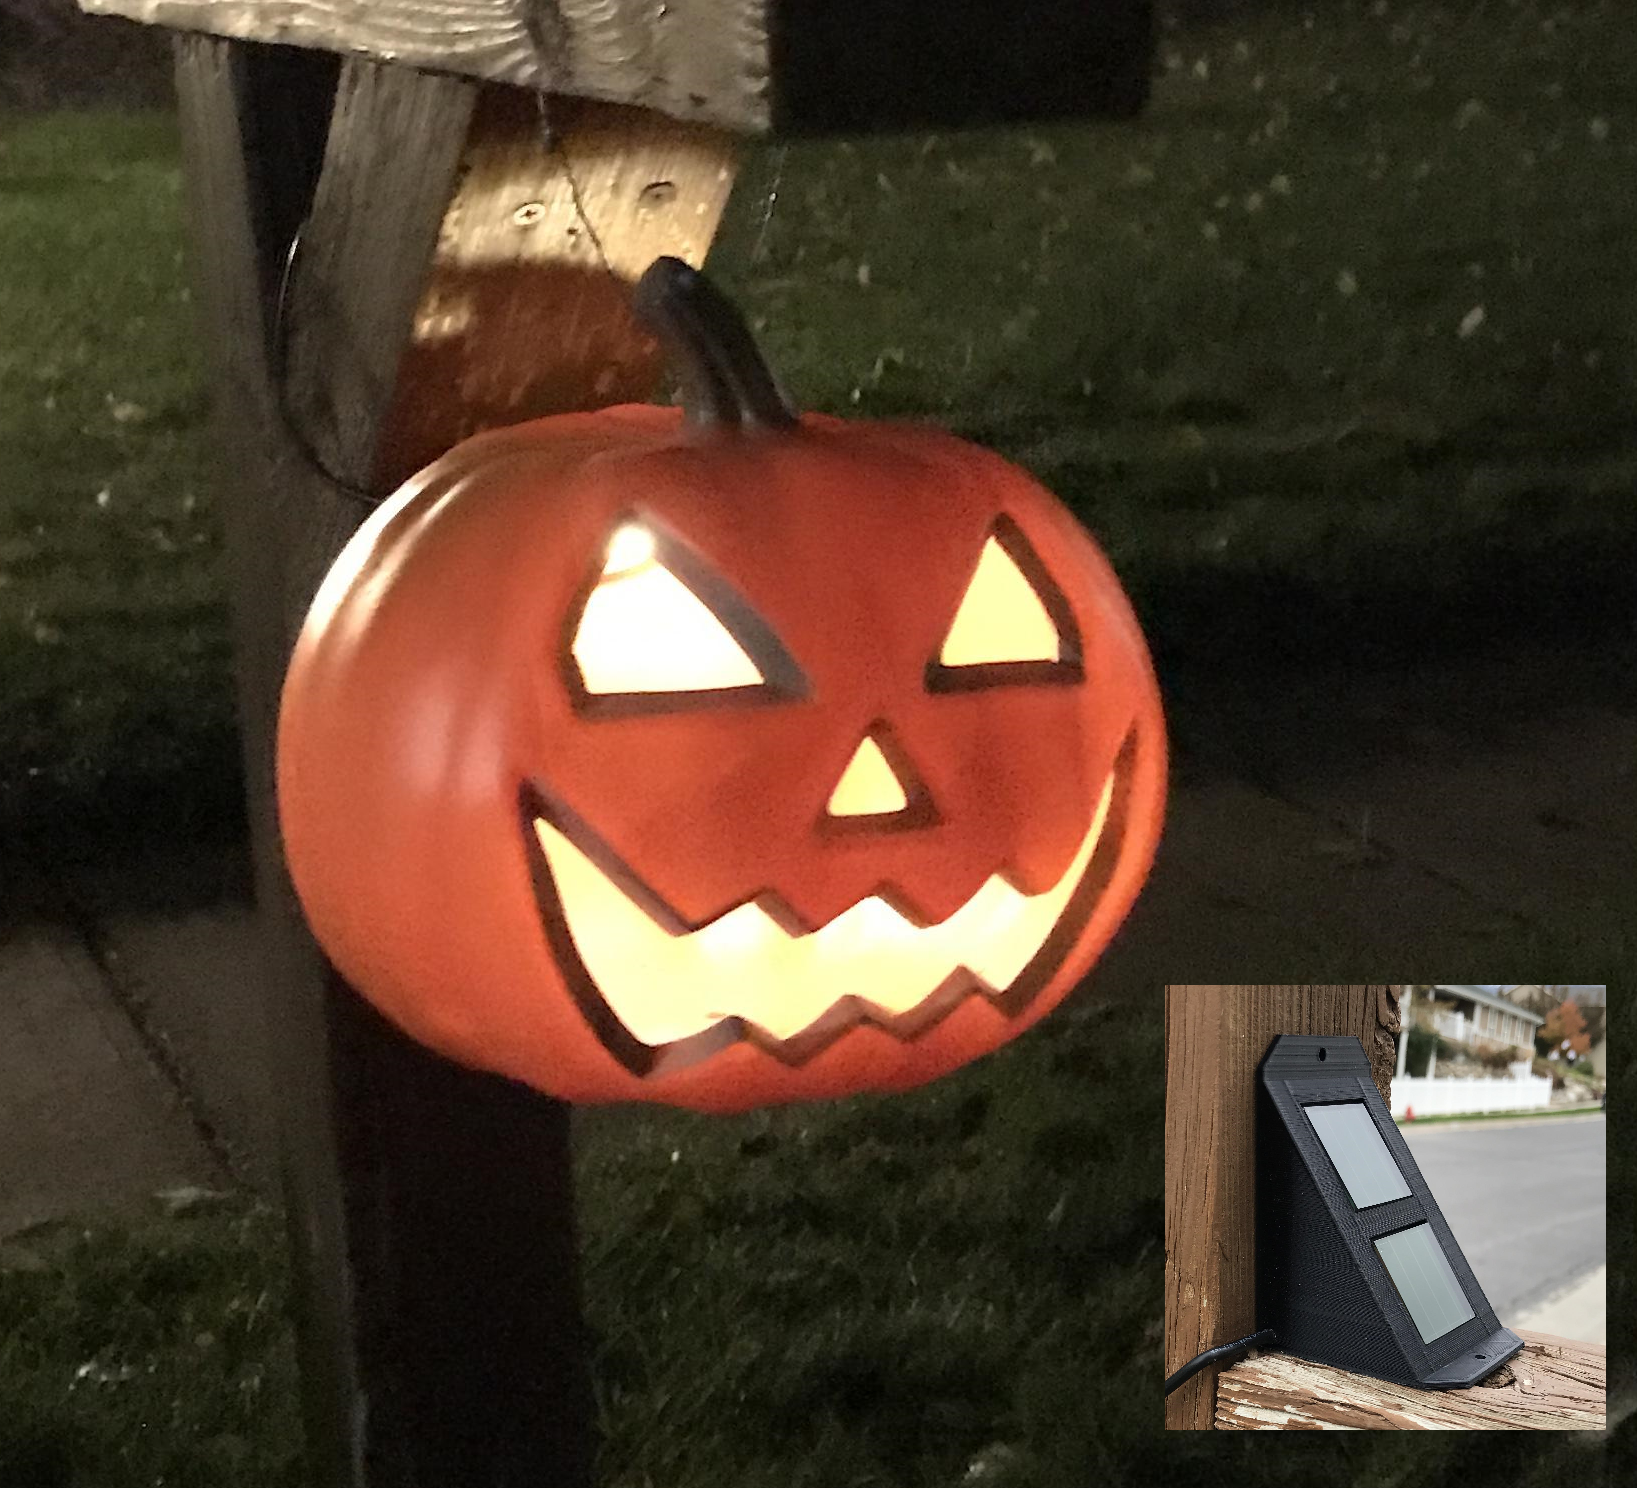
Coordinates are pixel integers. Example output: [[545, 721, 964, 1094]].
[[632, 257, 799, 431]]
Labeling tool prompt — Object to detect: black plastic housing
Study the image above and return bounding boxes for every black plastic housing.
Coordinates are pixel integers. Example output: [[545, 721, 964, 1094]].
[[1256, 1034, 1523, 1389], [770, 1, 1153, 132]]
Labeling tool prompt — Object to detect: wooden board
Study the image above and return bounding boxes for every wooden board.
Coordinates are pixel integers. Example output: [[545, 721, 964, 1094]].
[[1215, 1329, 1607, 1430], [375, 88, 737, 479], [1164, 985, 1402, 1431], [81, 0, 1154, 134], [89, 0, 771, 130]]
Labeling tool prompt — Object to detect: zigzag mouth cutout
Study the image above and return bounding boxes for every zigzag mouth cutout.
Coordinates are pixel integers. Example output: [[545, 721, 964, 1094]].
[[520, 731, 1135, 1078]]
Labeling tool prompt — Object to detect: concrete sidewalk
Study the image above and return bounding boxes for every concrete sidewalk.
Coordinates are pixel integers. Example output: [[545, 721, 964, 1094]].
[[0, 918, 224, 1237], [1, 636, 1630, 1235], [1513, 1265, 1606, 1345]]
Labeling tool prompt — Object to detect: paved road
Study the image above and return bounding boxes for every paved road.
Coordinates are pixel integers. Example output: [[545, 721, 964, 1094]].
[[1401, 1115, 1606, 1324]]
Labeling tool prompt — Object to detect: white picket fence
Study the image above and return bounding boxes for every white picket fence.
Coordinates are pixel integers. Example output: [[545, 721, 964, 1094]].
[[1391, 1074, 1552, 1119]]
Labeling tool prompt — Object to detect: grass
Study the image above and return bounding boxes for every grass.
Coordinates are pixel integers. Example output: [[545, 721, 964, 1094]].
[[0, 2, 1630, 1483], [0, 1194, 303, 1487], [574, 1000, 1163, 1486], [0, 990, 1615, 1486], [4, 0, 1637, 837], [0, 109, 234, 837], [0, 1000, 1166, 1487], [1395, 1104, 1604, 1127], [715, 0, 1637, 659]]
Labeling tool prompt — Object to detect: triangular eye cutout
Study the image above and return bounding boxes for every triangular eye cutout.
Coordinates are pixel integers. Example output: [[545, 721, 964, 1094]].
[[927, 517, 1082, 692], [940, 537, 1058, 665], [568, 519, 806, 711]]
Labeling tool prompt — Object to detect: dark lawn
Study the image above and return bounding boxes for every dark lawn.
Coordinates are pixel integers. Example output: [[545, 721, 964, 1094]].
[[3, 0, 1637, 839], [0, 1, 1630, 1483], [1, 988, 1620, 1485]]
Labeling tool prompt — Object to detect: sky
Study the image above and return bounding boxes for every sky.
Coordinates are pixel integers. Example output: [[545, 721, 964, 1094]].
[[1475, 985, 1606, 1005]]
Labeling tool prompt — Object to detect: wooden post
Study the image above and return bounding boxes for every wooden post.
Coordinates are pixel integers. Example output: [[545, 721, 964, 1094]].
[[172, 43, 365, 1479], [1215, 1329, 1607, 1430], [173, 37, 736, 1483], [1163, 985, 1402, 1430]]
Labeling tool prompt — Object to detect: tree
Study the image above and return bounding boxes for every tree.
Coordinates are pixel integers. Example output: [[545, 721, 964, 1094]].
[[1537, 998, 1591, 1062]]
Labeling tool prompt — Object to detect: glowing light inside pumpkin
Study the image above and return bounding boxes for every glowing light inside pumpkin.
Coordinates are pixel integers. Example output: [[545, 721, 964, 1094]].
[[826, 735, 910, 817], [573, 525, 764, 693], [940, 535, 1061, 666], [602, 522, 658, 577], [532, 771, 1114, 1044]]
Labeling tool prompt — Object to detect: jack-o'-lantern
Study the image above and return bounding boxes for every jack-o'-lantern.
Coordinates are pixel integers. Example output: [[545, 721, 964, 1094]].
[[276, 257, 1165, 1112]]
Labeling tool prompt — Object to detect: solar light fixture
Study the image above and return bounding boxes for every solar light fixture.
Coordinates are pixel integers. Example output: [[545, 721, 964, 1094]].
[[1256, 1034, 1522, 1389]]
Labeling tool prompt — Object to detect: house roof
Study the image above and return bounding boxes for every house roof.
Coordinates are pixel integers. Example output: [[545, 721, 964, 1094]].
[[1433, 985, 1545, 1026]]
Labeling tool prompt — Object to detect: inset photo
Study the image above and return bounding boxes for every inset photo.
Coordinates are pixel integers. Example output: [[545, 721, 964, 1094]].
[[1164, 984, 1606, 1431]]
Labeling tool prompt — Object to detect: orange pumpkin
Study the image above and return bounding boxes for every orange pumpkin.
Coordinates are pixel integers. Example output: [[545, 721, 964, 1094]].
[[276, 258, 1165, 1112]]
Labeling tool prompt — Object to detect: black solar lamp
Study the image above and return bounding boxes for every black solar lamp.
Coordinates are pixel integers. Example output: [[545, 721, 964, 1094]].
[[1255, 1033, 1522, 1389]]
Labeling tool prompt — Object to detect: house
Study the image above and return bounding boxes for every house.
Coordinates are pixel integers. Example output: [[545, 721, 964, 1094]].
[[1501, 984, 1553, 1017], [1421, 984, 1543, 1058]]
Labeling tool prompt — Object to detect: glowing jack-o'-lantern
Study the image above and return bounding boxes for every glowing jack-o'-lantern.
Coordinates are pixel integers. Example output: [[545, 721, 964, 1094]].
[[276, 257, 1165, 1112]]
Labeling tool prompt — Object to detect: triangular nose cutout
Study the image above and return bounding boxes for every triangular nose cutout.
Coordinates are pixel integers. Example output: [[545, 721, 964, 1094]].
[[827, 734, 910, 817]]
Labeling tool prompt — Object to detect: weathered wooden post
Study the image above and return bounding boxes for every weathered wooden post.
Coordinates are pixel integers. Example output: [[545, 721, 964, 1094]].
[[1164, 985, 1404, 1430], [77, 2, 1156, 1480]]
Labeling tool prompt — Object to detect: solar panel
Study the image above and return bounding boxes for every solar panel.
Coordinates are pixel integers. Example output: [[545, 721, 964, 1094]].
[[1374, 1225, 1477, 1344], [1305, 1101, 1411, 1209]]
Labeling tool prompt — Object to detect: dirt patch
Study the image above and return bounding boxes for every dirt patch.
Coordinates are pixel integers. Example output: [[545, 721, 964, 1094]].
[[1, 0, 172, 110]]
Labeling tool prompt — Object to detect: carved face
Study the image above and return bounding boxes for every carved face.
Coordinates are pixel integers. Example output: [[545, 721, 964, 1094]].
[[276, 261, 1165, 1112]]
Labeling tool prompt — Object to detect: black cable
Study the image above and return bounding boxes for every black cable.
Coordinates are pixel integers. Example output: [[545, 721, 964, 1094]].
[[270, 222, 380, 508], [1163, 1328, 1277, 1397]]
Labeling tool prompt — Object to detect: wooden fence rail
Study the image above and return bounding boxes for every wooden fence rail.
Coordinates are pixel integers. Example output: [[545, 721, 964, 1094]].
[[1216, 1329, 1606, 1430]]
